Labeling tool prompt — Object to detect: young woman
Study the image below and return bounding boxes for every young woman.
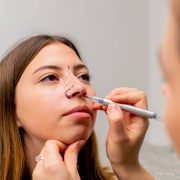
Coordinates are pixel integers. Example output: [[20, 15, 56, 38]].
[[0, 35, 151, 179]]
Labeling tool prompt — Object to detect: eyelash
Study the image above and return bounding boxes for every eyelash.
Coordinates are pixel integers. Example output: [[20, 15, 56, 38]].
[[78, 73, 91, 82], [40, 74, 59, 82], [40, 73, 91, 83]]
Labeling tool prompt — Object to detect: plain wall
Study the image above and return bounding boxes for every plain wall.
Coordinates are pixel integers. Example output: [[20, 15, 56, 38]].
[[0, 0, 169, 166]]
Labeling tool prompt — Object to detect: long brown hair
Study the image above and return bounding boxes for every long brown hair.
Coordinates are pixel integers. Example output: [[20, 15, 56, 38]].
[[0, 35, 114, 180]]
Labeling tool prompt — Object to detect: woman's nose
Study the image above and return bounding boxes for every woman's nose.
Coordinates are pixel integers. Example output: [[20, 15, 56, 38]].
[[65, 79, 87, 99]]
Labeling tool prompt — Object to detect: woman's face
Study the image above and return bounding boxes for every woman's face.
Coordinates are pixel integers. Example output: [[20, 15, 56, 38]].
[[16, 43, 96, 145], [160, 13, 180, 153]]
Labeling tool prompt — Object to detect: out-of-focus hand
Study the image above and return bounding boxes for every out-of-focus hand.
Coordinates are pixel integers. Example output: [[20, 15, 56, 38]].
[[32, 140, 85, 180], [94, 88, 154, 179]]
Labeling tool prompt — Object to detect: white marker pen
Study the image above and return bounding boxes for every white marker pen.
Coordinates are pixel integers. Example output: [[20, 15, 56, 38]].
[[85, 95, 161, 120]]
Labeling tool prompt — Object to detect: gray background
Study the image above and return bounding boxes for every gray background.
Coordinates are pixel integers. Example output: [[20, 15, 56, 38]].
[[0, 0, 179, 179]]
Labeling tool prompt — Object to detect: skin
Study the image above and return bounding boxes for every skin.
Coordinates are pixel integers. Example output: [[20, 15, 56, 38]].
[[15, 42, 151, 179], [160, 11, 180, 154], [16, 43, 96, 144], [94, 88, 153, 180], [15, 43, 96, 176]]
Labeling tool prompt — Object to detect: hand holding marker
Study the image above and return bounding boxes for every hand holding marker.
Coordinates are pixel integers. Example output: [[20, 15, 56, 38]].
[[85, 96, 161, 120]]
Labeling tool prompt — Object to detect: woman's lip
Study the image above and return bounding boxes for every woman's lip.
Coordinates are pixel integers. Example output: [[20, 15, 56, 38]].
[[63, 105, 93, 117]]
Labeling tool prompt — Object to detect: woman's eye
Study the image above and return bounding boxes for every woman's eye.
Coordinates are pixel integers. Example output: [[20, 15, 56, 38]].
[[78, 73, 91, 82], [41, 74, 59, 82]]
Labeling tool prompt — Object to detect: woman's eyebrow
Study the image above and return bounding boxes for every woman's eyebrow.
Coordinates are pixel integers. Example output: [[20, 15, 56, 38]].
[[33, 64, 89, 75], [33, 65, 62, 75], [73, 64, 89, 71]]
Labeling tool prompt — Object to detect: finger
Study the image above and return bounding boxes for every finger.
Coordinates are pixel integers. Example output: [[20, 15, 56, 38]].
[[33, 140, 68, 179], [106, 87, 138, 98], [92, 88, 139, 111], [108, 91, 148, 109], [42, 140, 68, 173], [33, 147, 45, 178], [106, 104, 126, 136], [93, 103, 103, 110], [108, 93, 149, 134], [43, 140, 67, 160], [93, 103, 107, 111], [64, 140, 85, 177]]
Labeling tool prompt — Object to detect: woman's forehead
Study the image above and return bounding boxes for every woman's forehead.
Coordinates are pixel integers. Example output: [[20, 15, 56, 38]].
[[26, 44, 82, 70]]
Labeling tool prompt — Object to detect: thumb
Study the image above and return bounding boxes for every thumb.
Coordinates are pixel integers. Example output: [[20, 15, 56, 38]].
[[64, 140, 85, 177], [107, 104, 125, 135]]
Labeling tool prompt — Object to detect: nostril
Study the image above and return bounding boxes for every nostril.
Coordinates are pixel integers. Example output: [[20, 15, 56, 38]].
[[72, 92, 80, 97], [64, 81, 87, 99], [65, 86, 87, 99], [81, 88, 87, 97], [69, 89, 86, 98]]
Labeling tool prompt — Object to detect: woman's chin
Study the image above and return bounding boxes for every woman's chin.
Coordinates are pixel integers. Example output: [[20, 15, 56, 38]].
[[62, 129, 92, 145]]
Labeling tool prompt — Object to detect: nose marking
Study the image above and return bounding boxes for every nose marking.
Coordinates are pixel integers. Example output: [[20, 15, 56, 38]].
[[62, 66, 74, 96], [62, 65, 85, 99], [65, 85, 74, 99]]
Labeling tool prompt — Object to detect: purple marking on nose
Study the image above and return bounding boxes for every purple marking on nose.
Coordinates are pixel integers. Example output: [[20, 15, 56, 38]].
[[65, 85, 74, 99], [63, 65, 79, 99], [65, 89, 71, 99]]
